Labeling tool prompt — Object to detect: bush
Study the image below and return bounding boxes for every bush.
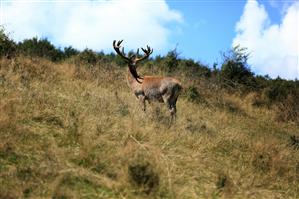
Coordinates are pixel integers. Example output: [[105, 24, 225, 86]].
[[128, 161, 159, 194], [76, 48, 98, 66], [0, 28, 16, 58], [185, 86, 201, 103], [261, 78, 299, 123], [220, 45, 256, 89], [275, 94, 299, 123], [161, 48, 180, 72], [18, 37, 63, 61], [63, 46, 79, 58], [265, 77, 297, 103], [179, 59, 211, 78]]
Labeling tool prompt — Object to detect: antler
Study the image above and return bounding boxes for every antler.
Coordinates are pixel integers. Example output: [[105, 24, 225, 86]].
[[112, 40, 153, 84], [135, 45, 153, 63], [113, 40, 130, 62], [113, 40, 153, 64]]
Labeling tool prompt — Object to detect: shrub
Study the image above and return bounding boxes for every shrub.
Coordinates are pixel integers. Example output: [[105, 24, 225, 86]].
[[265, 77, 296, 103], [128, 161, 159, 194], [160, 48, 180, 72], [275, 94, 299, 123], [0, 28, 16, 58], [220, 45, 256, 89], [114, 53, 127, 67], [185, 86, 201, 103], [179, 59, 211, 78], [63, 46, 79, 58], [264, 78, 299, 123], [18, 37, 63, 61], [76, 48, 98, 66]]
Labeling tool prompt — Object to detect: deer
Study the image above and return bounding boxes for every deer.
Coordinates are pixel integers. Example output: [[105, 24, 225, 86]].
[[113, 40, 182, 121]]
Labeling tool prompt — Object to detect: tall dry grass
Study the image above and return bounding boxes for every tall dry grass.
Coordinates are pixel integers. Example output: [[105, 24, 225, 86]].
[[0, 56, 299, 198]]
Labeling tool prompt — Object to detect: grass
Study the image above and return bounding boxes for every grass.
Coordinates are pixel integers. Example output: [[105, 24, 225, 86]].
[[0, 56, 299, 198]]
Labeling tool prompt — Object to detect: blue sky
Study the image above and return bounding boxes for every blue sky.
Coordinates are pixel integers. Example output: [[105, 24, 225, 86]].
[[1, 0, 298, 79], [167, 1, 246, 65]]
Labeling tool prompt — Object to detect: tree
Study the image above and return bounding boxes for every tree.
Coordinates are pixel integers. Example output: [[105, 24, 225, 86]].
[[162, 47, 180, 72], [220, 45, 256, 89], [18, 37, 64, 61], [0, 27, 16, 58], [63, 46, 79, 58]]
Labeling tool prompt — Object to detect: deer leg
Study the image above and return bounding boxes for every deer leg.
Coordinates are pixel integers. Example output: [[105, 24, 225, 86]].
[[169, 104, 176, 122], [163, 95, 175, 119], [169, 96, 178, 122], [138, 95, 146, 112]]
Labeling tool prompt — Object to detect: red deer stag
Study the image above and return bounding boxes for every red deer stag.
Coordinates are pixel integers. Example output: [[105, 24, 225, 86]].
[[113, 40, 182, 120]]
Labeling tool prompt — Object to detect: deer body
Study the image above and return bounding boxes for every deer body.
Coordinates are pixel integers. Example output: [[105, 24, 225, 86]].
[[114, 40, 182, 119]]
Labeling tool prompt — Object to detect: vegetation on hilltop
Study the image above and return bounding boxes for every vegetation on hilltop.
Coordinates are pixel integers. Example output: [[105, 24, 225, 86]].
[[1, 29, 299, 198]]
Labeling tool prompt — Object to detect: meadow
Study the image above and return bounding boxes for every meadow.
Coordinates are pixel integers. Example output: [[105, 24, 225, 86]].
[[1, 33, 299, 198]]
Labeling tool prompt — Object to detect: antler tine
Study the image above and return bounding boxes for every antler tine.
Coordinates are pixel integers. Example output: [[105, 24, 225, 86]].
[[135, 45, 153, 63], [113, 39, 130, 62], [117, 40, 123, 46], [147, 45, 153, 54]]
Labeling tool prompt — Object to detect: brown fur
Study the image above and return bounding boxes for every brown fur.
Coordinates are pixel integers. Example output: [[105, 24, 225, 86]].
[[127, 69, 182, 120], [113, 40, 182, 120]]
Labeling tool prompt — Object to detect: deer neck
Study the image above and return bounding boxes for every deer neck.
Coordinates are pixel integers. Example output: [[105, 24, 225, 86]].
[[126, 68, 142, 92]]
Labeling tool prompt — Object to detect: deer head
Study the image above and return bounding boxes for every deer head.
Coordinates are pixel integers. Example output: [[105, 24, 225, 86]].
[[113, 40, 153, 83]]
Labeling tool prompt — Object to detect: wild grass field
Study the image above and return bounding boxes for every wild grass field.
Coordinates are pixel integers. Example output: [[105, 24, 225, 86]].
[[1, 53, 299, 199]]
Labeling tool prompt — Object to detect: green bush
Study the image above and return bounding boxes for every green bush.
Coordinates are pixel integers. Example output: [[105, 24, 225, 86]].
[[63, 46, 79, 58], [220, 45, 256, 89], [161, 48, 180, 72], [184, 85, 208, 105], [265, 77, 296, 102], [263, 78, 299, 123], [18, 37, 63, 61], [179, 59, 211, 78], [185, 86, 200, 103], [0, 28, 16, 58], [76, 48, 98, 65], [275, 93, 299, 123]]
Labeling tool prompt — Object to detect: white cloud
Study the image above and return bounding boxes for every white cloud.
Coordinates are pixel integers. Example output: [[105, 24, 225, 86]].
[[1, 0, 182, 54], [233, 0, 299, 80]]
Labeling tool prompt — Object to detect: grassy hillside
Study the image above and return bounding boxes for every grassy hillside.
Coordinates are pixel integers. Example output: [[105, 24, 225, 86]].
[[1, 55, 299, 199]]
